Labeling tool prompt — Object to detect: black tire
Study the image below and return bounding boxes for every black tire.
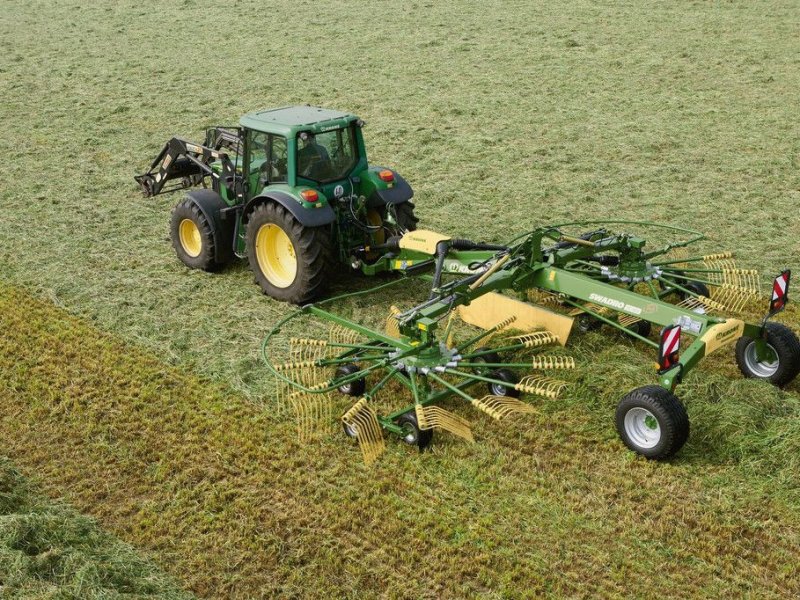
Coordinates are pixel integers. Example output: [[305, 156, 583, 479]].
[[486, 369, 520, 398], [576, 314, 602, 334], [615, 385, 689, 460], [394, 201, 418, 232], [170, 199, 218, 271], [336, 364, 366, 397], [342, 421, 358, 439], [397, 410, 433, 451], [626, 320, 652, 338], [735, 322, 800, 387], [669, 272, 710, 299], [470, 346, 501, 375], [246, 202, 334, 304]]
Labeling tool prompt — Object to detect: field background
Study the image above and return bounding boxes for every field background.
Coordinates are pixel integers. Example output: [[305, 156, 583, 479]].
[[1, 0, 800, 598]]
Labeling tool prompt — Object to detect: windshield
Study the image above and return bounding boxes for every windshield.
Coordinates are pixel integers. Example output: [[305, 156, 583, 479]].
[[296, 126, 358, 182]]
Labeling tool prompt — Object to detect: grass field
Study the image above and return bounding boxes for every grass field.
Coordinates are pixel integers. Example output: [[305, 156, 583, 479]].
[[2, 0, 800, 597], [0, 455, 190, 598]]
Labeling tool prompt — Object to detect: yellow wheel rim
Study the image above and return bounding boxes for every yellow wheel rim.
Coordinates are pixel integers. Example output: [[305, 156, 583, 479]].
[[255, 223, 297, 288], [179, 219, 202, 258]]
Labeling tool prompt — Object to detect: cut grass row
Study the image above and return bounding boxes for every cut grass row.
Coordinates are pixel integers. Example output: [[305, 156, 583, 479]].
[[2, 285, 799, 598], [0, 456, 191, 599]]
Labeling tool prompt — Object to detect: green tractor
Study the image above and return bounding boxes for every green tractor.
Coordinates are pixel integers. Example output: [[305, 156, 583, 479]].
[[135, 105, 418, 303]]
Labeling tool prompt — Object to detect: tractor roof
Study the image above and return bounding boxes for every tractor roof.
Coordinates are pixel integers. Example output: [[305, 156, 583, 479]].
[[239, 105, 358, 137]]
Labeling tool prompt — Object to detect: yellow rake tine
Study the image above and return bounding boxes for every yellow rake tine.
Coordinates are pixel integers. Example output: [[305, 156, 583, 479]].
[[329, 324, 361, 346], [471, 395, 537, 421], [290, 337, 329, 347], [702, 252, 734, 261], [618, 314, 642, 327], [288, 392, 333, 442], [385, 306, 402, 338], [677, 297, 706, 312], [512, 331, 559, 348], [530, 355, 575, 370], [527, 290, 561, 305], [720, 269, 760, 293], [415, 405, 474, 442], [696, 295, 729, 313], [703, 258, 739, 284], [710, 284, 759, 313], [515, 376, 567, 399], [341, 398, 385, 466]]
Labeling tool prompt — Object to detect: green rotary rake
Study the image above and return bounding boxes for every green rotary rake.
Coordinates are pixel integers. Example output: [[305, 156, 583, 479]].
[[262, 220, 799, 465]]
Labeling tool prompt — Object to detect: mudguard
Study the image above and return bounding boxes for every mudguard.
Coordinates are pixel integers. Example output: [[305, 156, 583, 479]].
[[185, 189, 235, 264], [365, 168, 414, 207], [242, 191, 336, 228]]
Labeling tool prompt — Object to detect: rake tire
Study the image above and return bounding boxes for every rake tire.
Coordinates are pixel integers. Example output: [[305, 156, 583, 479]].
[[735, 322, 800, 387], [471, 347, 501, 376], [397, 410, 433, 451], [246, 202, 334, 304], [486, 369, 520, 398], [615, 385, 689, 460], [336, 364, 366, 397]]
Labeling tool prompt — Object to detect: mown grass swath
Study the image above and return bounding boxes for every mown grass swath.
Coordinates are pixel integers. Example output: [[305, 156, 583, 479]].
[[2, 287, 800, 597], [0, 457, 191, 599]]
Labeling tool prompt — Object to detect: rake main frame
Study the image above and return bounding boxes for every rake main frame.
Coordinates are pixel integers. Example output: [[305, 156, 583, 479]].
[[263, 220, 796, 462]]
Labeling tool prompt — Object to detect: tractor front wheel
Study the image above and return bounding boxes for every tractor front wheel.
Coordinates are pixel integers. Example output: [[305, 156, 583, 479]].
[[246, 203, 333, 304], [170, 199, 218, 271], [735, 322, 800, 387], [615, 385, 689, 460]]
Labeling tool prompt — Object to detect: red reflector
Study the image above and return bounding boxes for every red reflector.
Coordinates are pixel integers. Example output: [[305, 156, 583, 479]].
[[770, 269, 790, 315], [658, 325, 681, 371], [378, 169, 394, 183], [300, 189, 319, 202]]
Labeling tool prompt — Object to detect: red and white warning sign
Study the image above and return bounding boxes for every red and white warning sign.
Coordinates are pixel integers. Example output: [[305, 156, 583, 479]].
[[658, 325, 681, 371], [770, 270, 791, 315]]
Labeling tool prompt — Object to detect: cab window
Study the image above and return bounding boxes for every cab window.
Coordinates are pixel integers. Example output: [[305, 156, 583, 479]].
[[248, 132, 287, 185]]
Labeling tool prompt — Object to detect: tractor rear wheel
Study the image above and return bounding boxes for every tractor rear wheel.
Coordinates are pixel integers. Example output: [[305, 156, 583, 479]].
[[394, 201, 418, 232], [246, 203, 333, 304], [735, 322, 800, 387], [170, 199, 218, 271], [615, 385, 689, 460]]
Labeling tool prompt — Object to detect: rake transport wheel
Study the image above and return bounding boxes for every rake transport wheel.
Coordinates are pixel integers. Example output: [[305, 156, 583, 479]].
[[735, 322, 800, 387], [246, 203, 333, 304], [170, 199, 218, 271], [397, 410, 433, 451], [336, 364, 366, 396], [615, 385, 689, 460]]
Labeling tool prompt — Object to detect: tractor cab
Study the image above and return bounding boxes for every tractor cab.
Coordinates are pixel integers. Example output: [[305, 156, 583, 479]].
[[238, 105, 368, 200]]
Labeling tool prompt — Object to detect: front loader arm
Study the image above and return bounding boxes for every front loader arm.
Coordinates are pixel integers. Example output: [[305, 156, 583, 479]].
[[134, 127, 241, 199]]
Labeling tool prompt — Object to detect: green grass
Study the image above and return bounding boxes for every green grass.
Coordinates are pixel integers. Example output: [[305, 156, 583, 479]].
[[2, 285, 800, 598], [0, 455, 192, 599], [1, 0, 800, 597]]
